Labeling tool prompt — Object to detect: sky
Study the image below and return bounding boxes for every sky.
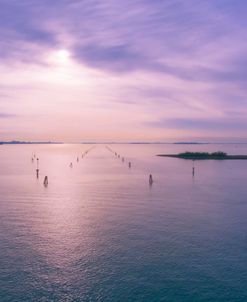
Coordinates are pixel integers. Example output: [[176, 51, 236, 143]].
[[0, 0, 247, 142]]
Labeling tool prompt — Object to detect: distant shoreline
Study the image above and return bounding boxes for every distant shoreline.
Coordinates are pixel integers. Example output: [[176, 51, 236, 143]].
[[0, 141, 63, 145], [157, 152, 247, 160], [2, 141, 247, 145]]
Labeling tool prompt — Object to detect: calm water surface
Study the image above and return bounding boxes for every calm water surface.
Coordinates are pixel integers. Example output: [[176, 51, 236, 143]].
[[0, 144, 247, 301]]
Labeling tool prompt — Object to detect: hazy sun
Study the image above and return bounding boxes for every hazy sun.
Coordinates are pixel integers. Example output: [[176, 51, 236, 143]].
[[56, 49, 71, 62], [47, 49, 71, 65]]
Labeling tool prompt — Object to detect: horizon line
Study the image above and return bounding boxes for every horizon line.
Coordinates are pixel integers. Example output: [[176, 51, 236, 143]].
[[2, 140, 247, 145]]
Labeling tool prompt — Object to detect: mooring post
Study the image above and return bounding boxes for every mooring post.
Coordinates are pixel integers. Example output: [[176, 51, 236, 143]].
[[36, 158, 39, 178], [43, 176, 48, 186]]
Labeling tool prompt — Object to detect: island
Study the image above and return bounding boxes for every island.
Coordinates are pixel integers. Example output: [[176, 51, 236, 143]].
[[157, 151, 247, 160]]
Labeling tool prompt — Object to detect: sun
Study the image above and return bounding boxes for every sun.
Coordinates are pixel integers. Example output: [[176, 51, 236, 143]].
[[47, 48, 71, 66], [57, 49, 70, 60], [56, 49, 71, 63]]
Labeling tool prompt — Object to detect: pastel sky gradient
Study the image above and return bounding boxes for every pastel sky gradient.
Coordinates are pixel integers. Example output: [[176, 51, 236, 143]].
[[0, 0, 247, 142]]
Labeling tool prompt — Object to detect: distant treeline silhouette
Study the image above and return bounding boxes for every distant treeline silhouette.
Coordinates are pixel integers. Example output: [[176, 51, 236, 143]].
[[177, 151, 227, 159]]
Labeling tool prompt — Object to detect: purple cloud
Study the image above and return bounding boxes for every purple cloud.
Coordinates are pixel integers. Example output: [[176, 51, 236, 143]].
[[1, 0, 247, 81]]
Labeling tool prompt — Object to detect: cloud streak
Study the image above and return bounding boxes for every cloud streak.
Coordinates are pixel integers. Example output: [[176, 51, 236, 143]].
[[148, 117, 247, 131], [0, 112, 17, 118]]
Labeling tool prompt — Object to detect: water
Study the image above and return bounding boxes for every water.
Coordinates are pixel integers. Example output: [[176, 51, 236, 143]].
[[0, 143, 247, 302]]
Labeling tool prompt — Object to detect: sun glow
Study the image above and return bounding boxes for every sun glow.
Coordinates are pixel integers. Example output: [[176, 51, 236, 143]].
[[47, 49, 71, 65], [56, 49, 71, 62]]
